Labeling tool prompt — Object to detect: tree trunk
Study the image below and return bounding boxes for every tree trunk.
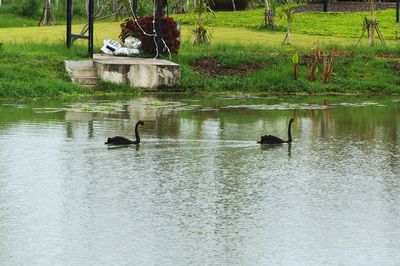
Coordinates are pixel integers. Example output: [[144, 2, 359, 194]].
[[368, 22, 375, 46], [264, 9, 275, 29], [263, 0, 275, 28], [368, 0, 375, 46], [39, 0, 56, 26], [231, 0, 236, 11]]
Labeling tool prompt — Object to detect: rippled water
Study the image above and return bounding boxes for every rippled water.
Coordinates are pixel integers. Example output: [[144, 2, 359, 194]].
[[0, 95, 399, 266]]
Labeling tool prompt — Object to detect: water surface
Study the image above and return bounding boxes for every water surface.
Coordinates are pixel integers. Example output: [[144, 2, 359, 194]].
[[0, 95, 399, 265]]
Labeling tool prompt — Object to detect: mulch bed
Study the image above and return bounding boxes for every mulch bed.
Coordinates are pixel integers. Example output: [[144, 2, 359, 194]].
[[296, 2, 396, 13], [191, 58, 263, 76]]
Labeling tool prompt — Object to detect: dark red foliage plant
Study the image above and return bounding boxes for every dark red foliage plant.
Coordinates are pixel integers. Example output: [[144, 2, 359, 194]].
[[120, 16, 180, 55]]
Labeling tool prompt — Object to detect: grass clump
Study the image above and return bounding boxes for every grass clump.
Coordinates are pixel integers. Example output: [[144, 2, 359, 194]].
[[0, 13, 37, 28]]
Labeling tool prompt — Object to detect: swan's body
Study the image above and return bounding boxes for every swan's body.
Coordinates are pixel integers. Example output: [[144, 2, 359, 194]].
[[105, 120, 144, 145], [258, 118, 294, 144]]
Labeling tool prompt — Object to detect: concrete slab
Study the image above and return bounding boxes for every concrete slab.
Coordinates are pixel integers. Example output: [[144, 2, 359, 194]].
[[93, 54, 180, 89]]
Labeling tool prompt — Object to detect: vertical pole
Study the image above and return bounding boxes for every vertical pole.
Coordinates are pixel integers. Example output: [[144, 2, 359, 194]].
[[155, 0, 164, 58], [323, 0, 328, 12], [396, 0, 399, 40], [88, 0, 94, 58], [132, 0, 138, 17], [369, 0, 375, 46], [66, 0, 72, 48]]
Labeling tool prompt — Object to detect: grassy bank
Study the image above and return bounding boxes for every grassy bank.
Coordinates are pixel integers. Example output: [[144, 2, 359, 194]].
[[1, 42, 399, 98], [174, 43, 400, 94], [0, 42, 139, 98]]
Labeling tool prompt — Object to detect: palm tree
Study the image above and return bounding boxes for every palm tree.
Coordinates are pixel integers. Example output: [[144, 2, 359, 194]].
[[277, 2, 298, 45], [192, 0, 213, 44]]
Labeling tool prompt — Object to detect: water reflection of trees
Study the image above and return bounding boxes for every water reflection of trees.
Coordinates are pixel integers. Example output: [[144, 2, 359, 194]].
[[54, 97, 400, 152]]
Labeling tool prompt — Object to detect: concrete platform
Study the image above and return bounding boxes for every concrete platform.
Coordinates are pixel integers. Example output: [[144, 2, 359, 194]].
[[93, 54, 180, 89]]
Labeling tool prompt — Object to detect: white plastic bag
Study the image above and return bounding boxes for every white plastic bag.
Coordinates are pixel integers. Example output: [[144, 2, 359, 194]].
[[101, 39, 122, 55], [114, 47, 141, 56], [124, 36, 141, 49]]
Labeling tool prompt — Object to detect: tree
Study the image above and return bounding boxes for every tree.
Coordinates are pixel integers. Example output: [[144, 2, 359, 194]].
[[262, 0, 276, 29], [192, 0, 213, 45], [38, 0, 55, 26], [276, 1, 299, 45], [356, 0, 385, 47]]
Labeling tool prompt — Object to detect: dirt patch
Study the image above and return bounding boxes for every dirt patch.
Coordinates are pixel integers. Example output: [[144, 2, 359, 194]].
[[296, 3, 395, 13], [375, 51, 399, 59], [390, 61, 400, 73], [191, 58, 263, 76]]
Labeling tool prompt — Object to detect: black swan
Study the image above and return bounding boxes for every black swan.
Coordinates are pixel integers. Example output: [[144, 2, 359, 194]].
[[258, 118, 294, 144], [105, 120, 144, 145]]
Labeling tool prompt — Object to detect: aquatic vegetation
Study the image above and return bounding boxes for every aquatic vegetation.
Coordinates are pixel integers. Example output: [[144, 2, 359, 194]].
[[224, 103, 329, 110], [143, 101, 183, 108], [68, 102, 126, 113], [224, 101, 385, 111], [33, 107, 66, 113]]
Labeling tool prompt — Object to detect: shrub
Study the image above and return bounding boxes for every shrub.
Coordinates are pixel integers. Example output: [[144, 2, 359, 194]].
[[120, 16, 180, 55], [18, 0, 40, 17]]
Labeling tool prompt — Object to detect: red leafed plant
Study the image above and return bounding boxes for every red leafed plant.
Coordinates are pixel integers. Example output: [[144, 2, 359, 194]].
[[120, 16, 180, 55]]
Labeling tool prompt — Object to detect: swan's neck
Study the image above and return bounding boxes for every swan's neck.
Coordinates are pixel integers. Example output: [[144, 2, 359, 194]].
[[134, 123, 140, 142], [287, 120, 293, 143]]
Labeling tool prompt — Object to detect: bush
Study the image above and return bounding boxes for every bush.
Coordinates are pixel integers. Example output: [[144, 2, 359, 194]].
[[120, 16, 180, 55], [18, 0, 40, 17]]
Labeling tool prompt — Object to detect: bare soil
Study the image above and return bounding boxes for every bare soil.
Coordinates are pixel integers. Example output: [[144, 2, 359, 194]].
[[191, 58, 263, 76]]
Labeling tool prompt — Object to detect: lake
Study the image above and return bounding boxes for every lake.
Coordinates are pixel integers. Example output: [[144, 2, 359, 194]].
[[0, 95, 399, 265]]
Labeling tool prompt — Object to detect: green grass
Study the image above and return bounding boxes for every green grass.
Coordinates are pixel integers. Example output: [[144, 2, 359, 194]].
[[173, 8, 400, 39], [173, 43, 400, 94], [0, 13, 37, 28], [1, 7, 400, 98], [0, 42, 141, 98], [0, 22, 364, 47], [1, 41, 399, 98], [1, 7, 398, 46]]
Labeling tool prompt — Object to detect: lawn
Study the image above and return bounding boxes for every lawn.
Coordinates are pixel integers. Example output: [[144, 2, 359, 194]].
[[173, 8, 400, 39], [0, 22, 372, 48], [0, 6, 399, 98]]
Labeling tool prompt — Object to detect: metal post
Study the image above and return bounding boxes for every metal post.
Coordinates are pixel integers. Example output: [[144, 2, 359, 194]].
[[88, 0, 94, 58], [323, 0, 328, 12], [396, 0, 399, 40], [66, 0, 72, 48], [66, 0, 94, 57]]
